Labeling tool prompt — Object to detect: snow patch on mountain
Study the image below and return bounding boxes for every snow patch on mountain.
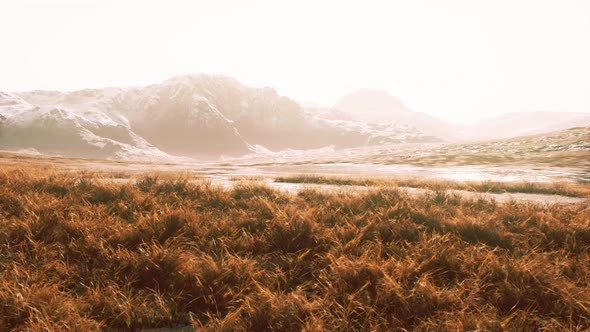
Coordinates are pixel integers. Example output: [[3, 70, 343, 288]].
[[0, 91, 172, 161]]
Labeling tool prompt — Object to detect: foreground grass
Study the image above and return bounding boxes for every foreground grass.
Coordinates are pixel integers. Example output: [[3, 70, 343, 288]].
[[275, 174, 590, 198], [1, 167, 590, 330]]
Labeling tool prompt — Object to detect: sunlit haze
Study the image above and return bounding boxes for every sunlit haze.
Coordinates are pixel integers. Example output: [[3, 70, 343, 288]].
[[1, 0, 589, 123], [2, 2, 590, 328]]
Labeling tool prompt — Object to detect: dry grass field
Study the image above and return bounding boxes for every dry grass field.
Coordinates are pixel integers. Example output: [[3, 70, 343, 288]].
[[274, 175, 590, 198], [1, 165, 589, 331]]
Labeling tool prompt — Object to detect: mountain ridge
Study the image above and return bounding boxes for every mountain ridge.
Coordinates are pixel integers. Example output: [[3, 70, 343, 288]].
[[3, 75, 588, 161], [0, 75, 438, 160]]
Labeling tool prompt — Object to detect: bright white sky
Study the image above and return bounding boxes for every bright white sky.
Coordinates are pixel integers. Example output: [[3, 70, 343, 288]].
[[1, 0, 589, 123]]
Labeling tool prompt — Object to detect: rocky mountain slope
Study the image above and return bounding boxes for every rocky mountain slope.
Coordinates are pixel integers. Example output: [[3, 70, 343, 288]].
[[0, 75, 438, 160], [0, 91, 170, 160]]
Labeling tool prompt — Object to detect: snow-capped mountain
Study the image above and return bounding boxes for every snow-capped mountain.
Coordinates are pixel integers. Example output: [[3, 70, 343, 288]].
[[0, 75, 441, 160], [110, 76, 252, 157], [0, 91, 170, 160]]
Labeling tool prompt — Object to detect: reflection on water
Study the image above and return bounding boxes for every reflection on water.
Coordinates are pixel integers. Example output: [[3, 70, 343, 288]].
[[195, 163, 588, 205]]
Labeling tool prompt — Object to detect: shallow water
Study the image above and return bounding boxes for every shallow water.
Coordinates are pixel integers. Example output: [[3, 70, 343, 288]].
[[255, 163, 585, 183], [99, 169, 588, 205], [262, 182, 587, 205]]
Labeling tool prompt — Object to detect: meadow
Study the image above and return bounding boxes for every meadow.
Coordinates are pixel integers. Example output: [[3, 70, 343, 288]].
[[274, 174, 590, 198], [0, 165, 589, 331]]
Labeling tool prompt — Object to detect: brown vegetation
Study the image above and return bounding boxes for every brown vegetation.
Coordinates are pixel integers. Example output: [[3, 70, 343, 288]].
[[1, 166, 589, 330], [275, 174, 590, 197]]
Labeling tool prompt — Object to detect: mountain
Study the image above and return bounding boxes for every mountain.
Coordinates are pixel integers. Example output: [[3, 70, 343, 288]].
[[332, 89, 590, 142], [334, 89, 412, 122], [0, 75, 438, 160], [110, 76, 252, 157], [333, 89, 456, 140], [0, 91, 170, 160], [303, 109, 439, 145], [112, 75, 438, 154]]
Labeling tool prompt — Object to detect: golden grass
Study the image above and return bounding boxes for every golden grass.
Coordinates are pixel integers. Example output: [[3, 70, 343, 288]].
[[230, 176, 265, 182], [275, 174, 590, 198], [1, 166, 589, 330]]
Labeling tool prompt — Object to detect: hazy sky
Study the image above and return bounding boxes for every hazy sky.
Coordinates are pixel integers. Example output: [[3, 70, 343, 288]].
[[1, 0, 589, 123]]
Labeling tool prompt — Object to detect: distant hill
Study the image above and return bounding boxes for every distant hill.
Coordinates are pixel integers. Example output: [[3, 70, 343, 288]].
[[346, 126, 590, 168], [334, 89, 411, 122], [460, 112, 590, 140], [331, 89, 590, 143], [332, 89, 457, 141]]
